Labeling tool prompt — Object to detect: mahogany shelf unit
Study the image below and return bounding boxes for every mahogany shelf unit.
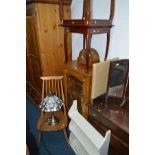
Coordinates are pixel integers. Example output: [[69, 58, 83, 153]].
[[59, 0, 115, 72]]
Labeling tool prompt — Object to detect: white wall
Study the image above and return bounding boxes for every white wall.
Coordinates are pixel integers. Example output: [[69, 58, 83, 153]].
[[71, 0, 129, 60]]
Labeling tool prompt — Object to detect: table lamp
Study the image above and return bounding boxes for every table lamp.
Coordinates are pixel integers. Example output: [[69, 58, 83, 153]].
[[39, 93, 64, 125]]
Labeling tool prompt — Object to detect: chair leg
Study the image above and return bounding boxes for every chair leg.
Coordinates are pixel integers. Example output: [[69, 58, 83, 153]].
[[63, 129, 70, 146], [37, 131, 42, 147]]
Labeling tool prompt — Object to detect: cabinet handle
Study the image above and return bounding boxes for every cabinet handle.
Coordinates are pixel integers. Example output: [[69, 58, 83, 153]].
[[67, 76, 74, 80]]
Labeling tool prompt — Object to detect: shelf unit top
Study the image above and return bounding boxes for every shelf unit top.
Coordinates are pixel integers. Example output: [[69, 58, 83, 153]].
[[60, 19, 113, 28]]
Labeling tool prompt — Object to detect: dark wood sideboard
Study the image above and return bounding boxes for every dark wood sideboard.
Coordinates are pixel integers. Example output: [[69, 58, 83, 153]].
[[88, 95, 129, 155]]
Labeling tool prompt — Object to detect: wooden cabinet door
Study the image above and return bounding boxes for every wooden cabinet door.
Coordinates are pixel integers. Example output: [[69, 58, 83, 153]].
[[26, 38, 34, 84], [26, 16, 42, 92], [64, 62, 92, 118], [66, 75, 83, 114], [26, 16, 39, 58], [35, 3, 71, 76]]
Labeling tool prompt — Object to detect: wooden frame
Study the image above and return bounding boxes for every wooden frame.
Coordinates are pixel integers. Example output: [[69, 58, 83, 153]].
[[106, 59, 129, 107]]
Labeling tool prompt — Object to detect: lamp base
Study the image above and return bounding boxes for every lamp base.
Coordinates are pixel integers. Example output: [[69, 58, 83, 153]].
[[47, 115, 59, 125]]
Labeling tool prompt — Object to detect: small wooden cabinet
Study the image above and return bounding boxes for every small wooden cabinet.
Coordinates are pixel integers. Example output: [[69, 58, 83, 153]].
[[64, 61, 92, 118], [26, 0, 71, 104]]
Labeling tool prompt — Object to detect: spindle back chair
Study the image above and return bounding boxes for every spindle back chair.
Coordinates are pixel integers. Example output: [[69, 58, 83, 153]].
[[37, 76, 69, 146]]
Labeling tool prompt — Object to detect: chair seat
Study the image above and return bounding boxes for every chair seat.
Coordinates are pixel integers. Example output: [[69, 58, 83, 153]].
[[37, 111, 68, 132]]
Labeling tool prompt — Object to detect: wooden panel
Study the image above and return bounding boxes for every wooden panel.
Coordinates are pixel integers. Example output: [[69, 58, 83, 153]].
[[31, 57, 42, 91], [27, 0, 72, 5], [26, 81, 42, 106], [66, 75, 83, 113], [26, 3, 34, 16], [26, 16, 39, 58], [26, 42, 34, 84], [88, 96, 129, 155], [88, 117, 129, 155], [26, 16, 42, 92], [34, 3, 71, 76]]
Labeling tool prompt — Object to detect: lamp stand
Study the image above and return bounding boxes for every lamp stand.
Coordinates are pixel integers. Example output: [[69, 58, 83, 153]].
[[47, 112, 59, 125]]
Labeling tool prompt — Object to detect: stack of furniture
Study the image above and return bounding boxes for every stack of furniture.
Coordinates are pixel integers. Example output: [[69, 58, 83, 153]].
[[26, 0, 72, 105], [59, 1, 129, 153], [60, 0, 115, 118]]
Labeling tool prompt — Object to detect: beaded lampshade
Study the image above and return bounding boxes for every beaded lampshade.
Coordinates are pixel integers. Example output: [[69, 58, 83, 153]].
[[39, 93, 64, 125]]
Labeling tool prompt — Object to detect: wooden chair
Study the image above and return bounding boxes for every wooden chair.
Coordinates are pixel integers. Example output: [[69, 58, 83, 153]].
[[37, 76, 69, 146]]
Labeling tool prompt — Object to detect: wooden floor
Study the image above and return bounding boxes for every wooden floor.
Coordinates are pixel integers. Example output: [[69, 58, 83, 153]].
[[26, 82, 42, 106]]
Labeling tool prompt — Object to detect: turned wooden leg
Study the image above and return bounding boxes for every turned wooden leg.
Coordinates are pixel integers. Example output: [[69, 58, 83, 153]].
[[85, 34, 92, 73], [83, 34, 85, 49], [37, 131, 42, 147], [104, 31, 110, 61], [63, 129, 69, 146]]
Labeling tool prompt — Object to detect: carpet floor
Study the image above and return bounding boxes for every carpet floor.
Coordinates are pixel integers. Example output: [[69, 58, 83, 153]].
[[26, 96, 75, 155]]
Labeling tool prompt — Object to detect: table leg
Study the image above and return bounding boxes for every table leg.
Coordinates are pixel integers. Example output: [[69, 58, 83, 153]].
[[85, 34, 92, 72], [63, 129, 69, 146], [104, 31, 110, 61]]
